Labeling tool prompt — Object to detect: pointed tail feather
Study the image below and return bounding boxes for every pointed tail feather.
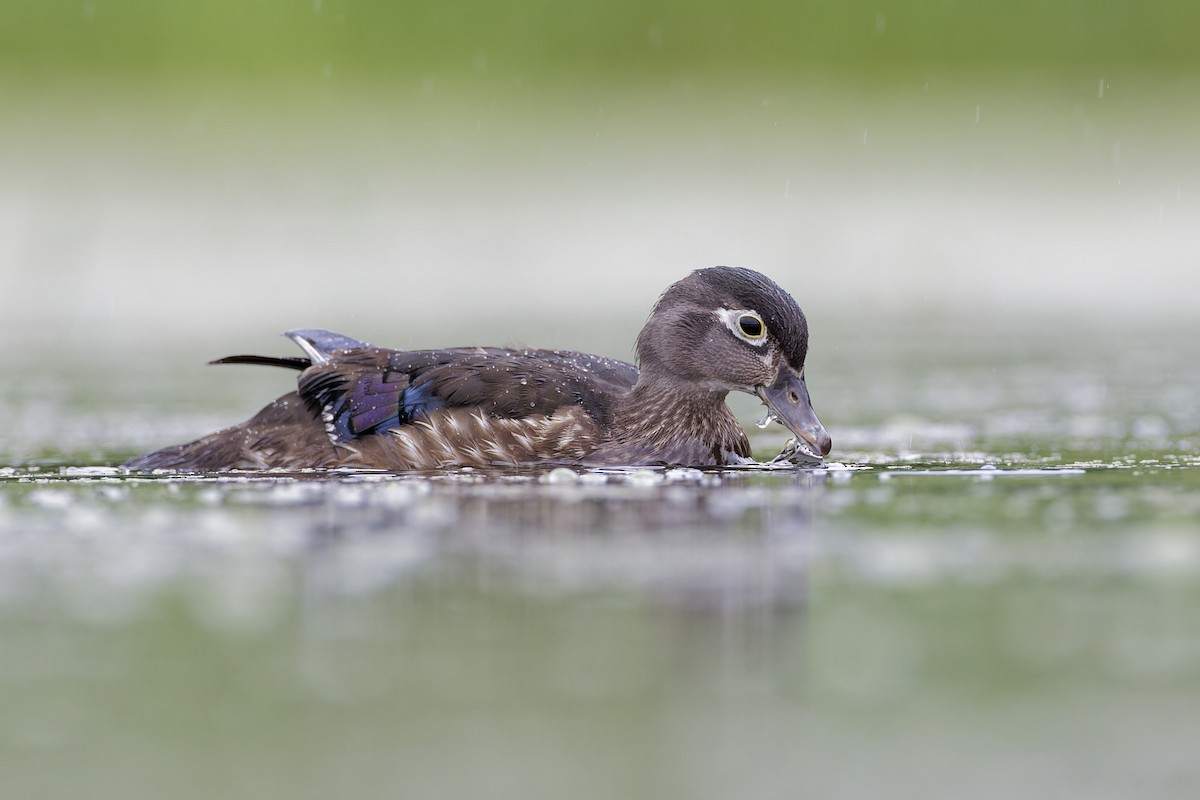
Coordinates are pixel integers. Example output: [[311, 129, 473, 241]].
[[210, 355, 312, 370], [205, 327, 370, 371]]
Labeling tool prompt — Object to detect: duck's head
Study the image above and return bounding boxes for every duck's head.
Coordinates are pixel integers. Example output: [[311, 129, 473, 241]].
[[635, 266, 832, 459]]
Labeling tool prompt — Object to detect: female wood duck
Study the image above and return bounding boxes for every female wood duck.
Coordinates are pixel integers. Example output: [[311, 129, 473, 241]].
[[125, 266, 832, 471]]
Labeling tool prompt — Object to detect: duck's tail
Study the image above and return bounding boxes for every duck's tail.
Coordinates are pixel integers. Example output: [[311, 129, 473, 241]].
[[122, 329, 371, 471], [205, 326, 371, 371], [122, 392, 341, 472]]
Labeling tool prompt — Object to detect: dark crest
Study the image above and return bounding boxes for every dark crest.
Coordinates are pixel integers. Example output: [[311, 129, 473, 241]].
[[653, 266, 809, 367]]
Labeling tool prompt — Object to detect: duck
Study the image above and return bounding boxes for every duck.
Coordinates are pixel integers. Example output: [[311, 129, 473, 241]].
[[124, 266, 832, 471]]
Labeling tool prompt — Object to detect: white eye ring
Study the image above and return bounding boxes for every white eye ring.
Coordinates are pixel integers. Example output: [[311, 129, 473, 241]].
[[716, 308, 769, 346]]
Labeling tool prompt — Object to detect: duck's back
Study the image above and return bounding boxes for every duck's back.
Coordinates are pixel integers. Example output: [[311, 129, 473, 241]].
[[126, 332, 640, 472]]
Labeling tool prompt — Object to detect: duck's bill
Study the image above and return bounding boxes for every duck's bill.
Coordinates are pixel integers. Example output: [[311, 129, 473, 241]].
[[757, 370, 832, 460]]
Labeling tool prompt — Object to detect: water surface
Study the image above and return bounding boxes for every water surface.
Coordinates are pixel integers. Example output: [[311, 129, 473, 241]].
[[2, 319, 1198, 800]]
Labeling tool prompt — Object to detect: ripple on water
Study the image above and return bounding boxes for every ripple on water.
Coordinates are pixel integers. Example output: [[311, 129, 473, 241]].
[[879, 466, 1087, 479]]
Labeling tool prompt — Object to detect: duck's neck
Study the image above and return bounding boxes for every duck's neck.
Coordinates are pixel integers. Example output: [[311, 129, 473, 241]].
[[608, 374, 751, 465]]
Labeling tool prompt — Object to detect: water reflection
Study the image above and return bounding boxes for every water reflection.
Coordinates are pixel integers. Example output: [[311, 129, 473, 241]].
[[0, 467, 826, 617], [4, 459, 1200, 799]]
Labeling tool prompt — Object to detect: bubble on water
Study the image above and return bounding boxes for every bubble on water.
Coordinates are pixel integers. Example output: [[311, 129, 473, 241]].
[[541, 467, 578, 485], [664, 468, 706, 483], [625, 470, 663, 488]]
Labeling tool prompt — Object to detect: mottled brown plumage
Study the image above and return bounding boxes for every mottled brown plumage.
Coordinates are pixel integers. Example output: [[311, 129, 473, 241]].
[[124, 266, 832, 471]]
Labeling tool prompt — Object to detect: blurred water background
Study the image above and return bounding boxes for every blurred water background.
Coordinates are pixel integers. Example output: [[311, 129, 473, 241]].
[[3, 2, 1200, 798]]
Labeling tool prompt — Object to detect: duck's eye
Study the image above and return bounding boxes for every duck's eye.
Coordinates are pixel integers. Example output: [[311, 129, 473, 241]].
[[737, 313, 765, 340]]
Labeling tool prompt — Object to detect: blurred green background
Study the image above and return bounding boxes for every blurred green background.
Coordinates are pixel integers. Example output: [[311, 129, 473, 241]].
[[8, 0, 1200, 84]]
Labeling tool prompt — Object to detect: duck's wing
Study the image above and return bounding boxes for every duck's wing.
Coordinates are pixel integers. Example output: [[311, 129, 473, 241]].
[[401, 349, 639, 426], [281, 330, 639, 444]]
